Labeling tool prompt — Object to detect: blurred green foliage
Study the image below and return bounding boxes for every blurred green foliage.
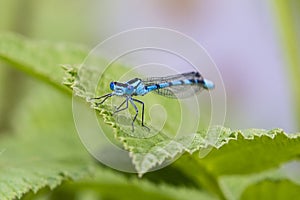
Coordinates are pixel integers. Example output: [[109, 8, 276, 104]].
[[274, 0, 300, 129]]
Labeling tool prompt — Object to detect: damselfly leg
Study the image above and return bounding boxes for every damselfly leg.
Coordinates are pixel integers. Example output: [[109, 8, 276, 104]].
[[90, 93, 113, 106], [92, 95, 149, 132], [113, 98, 129, 114], [131, 98, 150, 132]]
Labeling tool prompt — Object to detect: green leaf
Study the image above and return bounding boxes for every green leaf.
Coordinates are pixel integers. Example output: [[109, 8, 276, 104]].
[[27, 167, 217, 200], [218, 166, 299, 200], [0, 79, 216, 200], [185, 128, 300, 176], [62, 62, 300, 200], [241, 179, 300, 200], [0, 67, 6, 124], [0, 32, 88, 93], [63, 65, 300, 180], [172, 129, 300, 197], [0, 80, 95, 199]]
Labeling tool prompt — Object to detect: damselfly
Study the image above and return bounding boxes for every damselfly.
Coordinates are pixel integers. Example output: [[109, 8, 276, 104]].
[[91, 71, 214, 131]]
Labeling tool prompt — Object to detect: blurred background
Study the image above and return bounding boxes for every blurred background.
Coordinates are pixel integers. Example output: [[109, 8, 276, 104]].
[[0, 0, 299, 133]]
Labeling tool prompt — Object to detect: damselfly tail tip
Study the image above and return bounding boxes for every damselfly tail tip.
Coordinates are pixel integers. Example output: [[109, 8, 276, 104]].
[[203, 79, 215, 90]]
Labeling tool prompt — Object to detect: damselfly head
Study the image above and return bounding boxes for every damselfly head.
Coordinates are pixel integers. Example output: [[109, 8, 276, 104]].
[[110, 82, 116, 91]]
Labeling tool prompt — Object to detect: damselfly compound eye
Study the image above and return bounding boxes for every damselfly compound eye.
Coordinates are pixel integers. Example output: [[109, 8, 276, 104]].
[[110, 82, 115, 91]]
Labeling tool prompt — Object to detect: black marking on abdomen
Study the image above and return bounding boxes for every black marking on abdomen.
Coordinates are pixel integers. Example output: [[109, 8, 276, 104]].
[[189, 79, 196, 84], [198, 79, 205, 84]]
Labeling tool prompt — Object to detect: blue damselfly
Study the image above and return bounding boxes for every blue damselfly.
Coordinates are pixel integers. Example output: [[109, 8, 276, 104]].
[[91, 71, 214, 131]]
